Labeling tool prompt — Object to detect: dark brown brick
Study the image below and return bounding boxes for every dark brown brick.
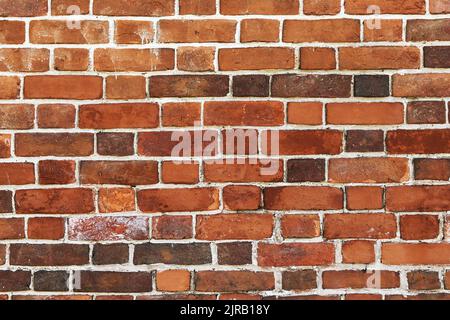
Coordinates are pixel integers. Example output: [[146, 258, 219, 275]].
[[346, 130, 385, 152], [0, 271, 31, 292], [354, 75, 390, 97], [407, 101, 446, 124], [149, 75, 229, 97], [287, 159, 325, 182], [0, 190, 12, 213], [424, 46, 450, 68], [75, 272, 152, 293], [282, 270, 317, 291], [34, 271, 69, 292], [272, 74, 352, 98], [408, 271, 441, 290], [232, 75, 269, 97], [10, 244, 89, 266], [134, 243, 211, 265], [97, 133, 135, 156], [93, 244, 129, 265], [217, 242, 252, 265]]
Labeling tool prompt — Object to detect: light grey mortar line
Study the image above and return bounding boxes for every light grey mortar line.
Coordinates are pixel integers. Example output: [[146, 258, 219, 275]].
[[335, 240, 343, 264], [274, 271, 282, 291], [7, 13, 450, 22], [5, 40, 450, 51], [210, 242, 218, 265], [426, 0, 431, 14]]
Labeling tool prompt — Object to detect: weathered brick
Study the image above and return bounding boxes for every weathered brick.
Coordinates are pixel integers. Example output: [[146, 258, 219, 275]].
[[93, 0, 174, 16], [196, 271, 274, 292], [10, 244, 89, 266], [134, 243, 212, 265], [258, 243, 335, 267]]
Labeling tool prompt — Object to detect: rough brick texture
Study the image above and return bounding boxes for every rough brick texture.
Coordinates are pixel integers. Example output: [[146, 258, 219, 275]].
[[0, 0, 449, 301]]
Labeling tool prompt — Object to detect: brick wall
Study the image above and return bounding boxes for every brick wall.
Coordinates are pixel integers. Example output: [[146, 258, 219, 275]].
[[0, 0, 449, 300]]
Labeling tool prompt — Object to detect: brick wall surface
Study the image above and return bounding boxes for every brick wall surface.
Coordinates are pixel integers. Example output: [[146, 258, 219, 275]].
[[0, 0, 449, 300]]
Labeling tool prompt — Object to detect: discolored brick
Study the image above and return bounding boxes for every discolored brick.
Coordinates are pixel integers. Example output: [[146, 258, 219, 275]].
[[232, 75, 269, 97], [407, 101, 446, 124], [97, 133, 135, 156], [346, 130, 385, 153], [93, 244, 129, 265], [354, 75, 390, 97], [34, 271, 69, 292], [217, 242, 252, 265], [287, 159, 325, 182]]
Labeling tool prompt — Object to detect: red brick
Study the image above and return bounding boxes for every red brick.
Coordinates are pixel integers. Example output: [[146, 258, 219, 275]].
[[27, 218, 65, 240], [323, 271, 400, 289], [68, 217, 149, 241], [430, 0, 450, 13], [0, 104, 34, 129], [393, 74, 450, 97], [0, 163, 35, 185], [37, 104, 75, 129], [0, 219, 24, 240], [97, 133, 135, 156], [162, 103, 201, 127], [262, 130, 343, 155], [0, 77, 20, 99], [328, 158, 409, 183], [340, 47, 420, 70], [264, 187, 343, 210], [75, 271, 152, 293], [0, 49, 49, 72], [79, 103, 159, 129], [223, 185, 261, 211], [414, 159, 450, 180], [287, 102, 323, 125], [0, 191, 12, 213], [149, 75, 229, 97], [180, 0, 216, 15], [281, 215, 321, 239], [39, 160, 76, 185], [24, 76, 103, 99], [138, 188, 219, 213], [159, 20, 236, 43], [0, 21, 25, 44], [258, 243, 335, 267], [153, 216, 192, 240], [15, 189, 95, 214], [196, 271, 274, 292], [324, 214, 397, 239], [196, 214, 274, 240], [219, 47, 294, 71], [387, 186, 450, 212], [54, 48, 89, 71], [0, 0, 48, 16], [364, 20, 403, 42], [0, 271, 30, 292], [408, 271, 441, 290], [342, 241, 375, 264], [345, 0, 425, 14], [241, 19, 279, 42], [387, 130, 450, 154], [400, 215, 440, 240], [0, 134, 11, 158], [98, 188, 135, 213], [221, 0, 299, 15], [93, 0, 175, 16], [382, 243, 450, 265], [80, 161, 158, 186], [15, 133, 94, 157], [204, 101, 284, 126], [407, 19, 450, 41], [94, 48, 174, 71], [30, 20, 109, 44], [204, 161, 283, 183], [161, 161, 199, 184], [177, 47, 215, 72], [10, 244, 89, 266], [105, 76, 146, 100], [346, 186, 384, 210], [300, 47, 336, 70], [157, 270, 190, 292], [115, 20, 153, 44], [52, 0, 90, 15], [327, 102, 404, 125], [283, 19, 360, 43]]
